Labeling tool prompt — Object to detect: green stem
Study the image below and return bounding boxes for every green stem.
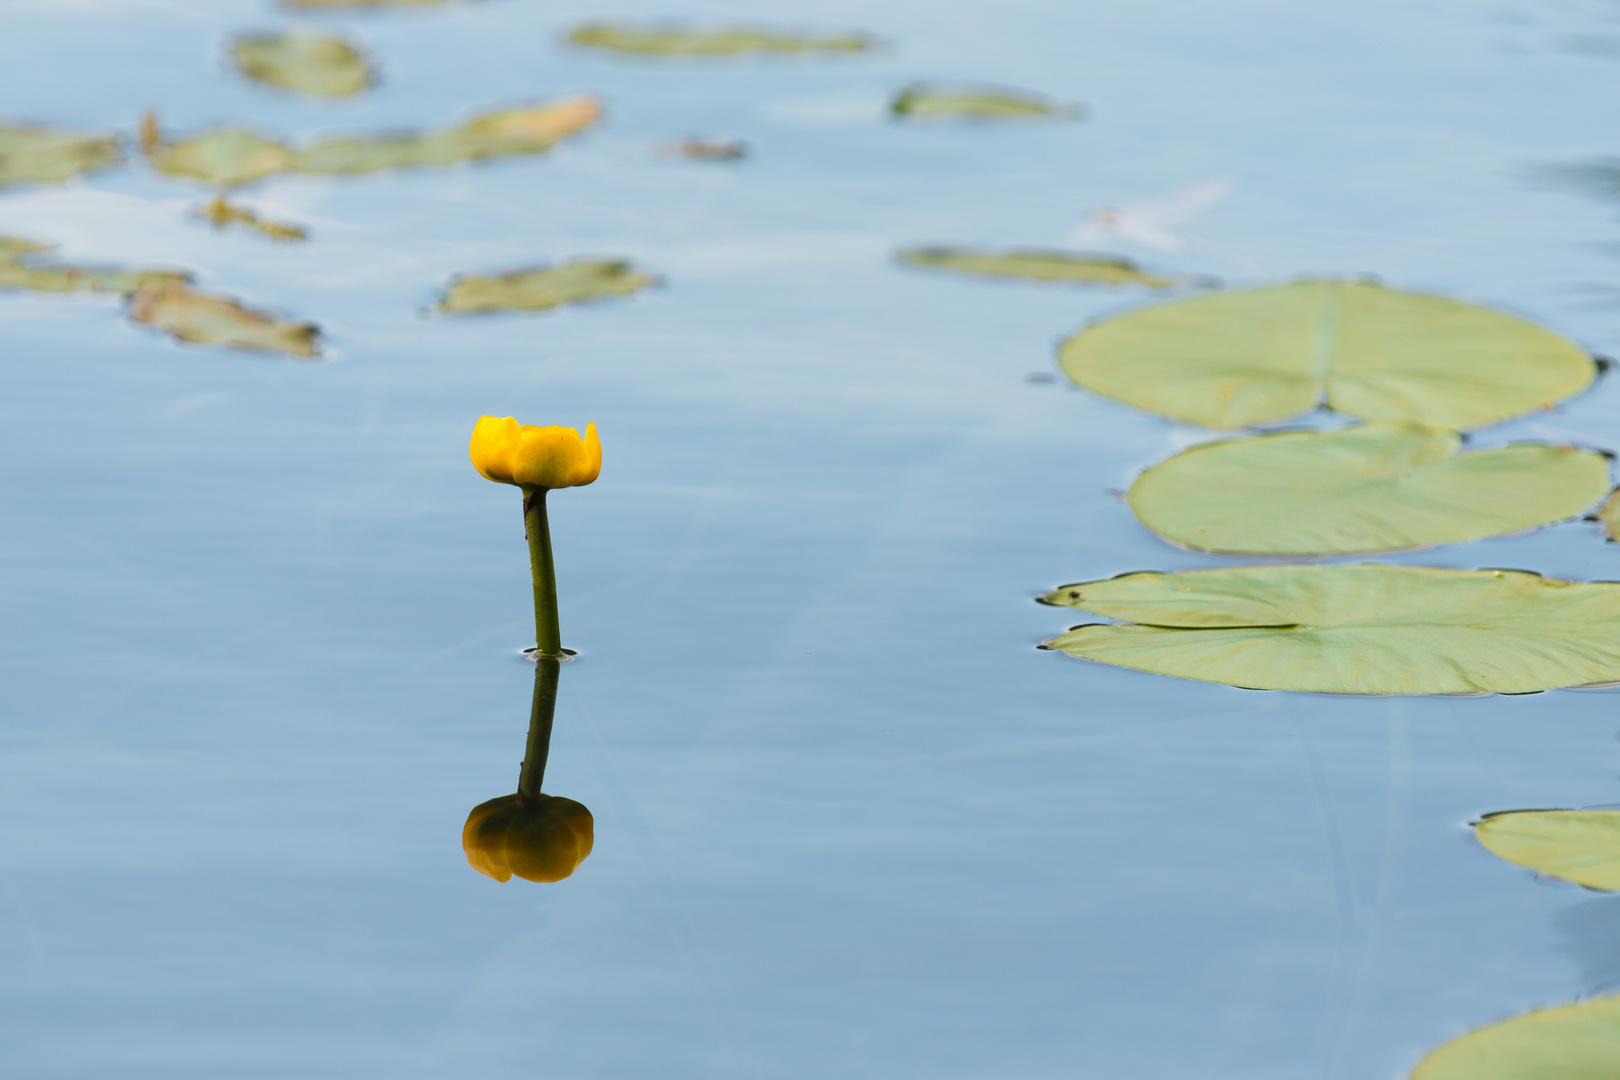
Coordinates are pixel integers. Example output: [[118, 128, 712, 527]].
[[522, 485, 563, 657], [517, 656, 559, 799]]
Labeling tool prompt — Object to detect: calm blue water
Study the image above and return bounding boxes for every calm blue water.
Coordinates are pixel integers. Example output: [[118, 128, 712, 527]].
[[4, 0, 1620, 1076]]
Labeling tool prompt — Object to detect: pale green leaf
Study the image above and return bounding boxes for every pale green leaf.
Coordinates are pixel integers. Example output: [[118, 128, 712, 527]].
[[891, 84, 1079, 119], [566, 23, 875, 55], [1598, 488, 1620, 541], [0, 252, 191, 296], [1409, 994, 1620, 1080], [128, 283, 319, 357], [1040, 565, 1620, 694], [0, 122, 122, 187], [438, 260, 657, 314], [1059, 280, 1595, 430], [897, 247, 1205, 287], [1475, 810, 1620, 890], [1129, 422, 1610, 554], [149, 129, 295, 187], [230, 32, 372, 98]]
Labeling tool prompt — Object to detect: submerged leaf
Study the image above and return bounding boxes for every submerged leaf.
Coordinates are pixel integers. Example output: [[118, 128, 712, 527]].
[[566, 22, 874, 55], [896, 247, 1205, 287], [147, 98, 599, 186], [230, 32, 372, 98], [891, 84, 1079, 119], [1409, 994, 1620, 1080], [195, 196, 308, 241], [1128, 422, 1610, 554], [128, 283, 319, 357], [439, 260, 657, 314], [1040, 565, 1620, 695], [1475, 810, 1620, 890], [1059, 281, 1595, 430], [0, 122, 122, 187]]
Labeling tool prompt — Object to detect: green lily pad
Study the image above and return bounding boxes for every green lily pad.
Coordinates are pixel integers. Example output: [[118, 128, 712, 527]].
[[1058, 280, 1595, 430], [438, 259, 657, 314], [566, 23, 875, 55], [1598, 488, 1620, 541], [1128, 422, 1610, 554], [1040, 565, 1620, 695], [1475, 810, 1620, 890], [0, 122, 122, 187], [127, 283, 319, 357], [149, 128, 295, 187], [1409, 994, 1620, 1080], [230, 32, 372, 98], [891, 84, 1079, 119], [0, 237, 191, 294], [896, 247, 1205, 288]]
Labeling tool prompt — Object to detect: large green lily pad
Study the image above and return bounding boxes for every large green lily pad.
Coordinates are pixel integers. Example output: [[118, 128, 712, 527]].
[[1128, 422, 1610, 554], [231, 32, 372, 98], [1059, 281, 1595, 430], [891, 84, 1079, 119], [896, 248, 1203, 287], [1409, 994, 1620, 1080], [439, 260, 657, 314], [1040, 565, 1620, 695], [1475, 810, 1620, 890], [128, 283, 319, 357], [566, 23, 875, 55], [0, 237, 191, 295], [0, 122, 122, 187], [148, 97, 599, 187]]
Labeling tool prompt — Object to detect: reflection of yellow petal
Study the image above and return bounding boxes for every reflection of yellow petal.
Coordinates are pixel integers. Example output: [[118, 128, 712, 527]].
[[469, 416, 600, 489], [1411, 993, 1620, 1079], [462, 794, 594, 883]]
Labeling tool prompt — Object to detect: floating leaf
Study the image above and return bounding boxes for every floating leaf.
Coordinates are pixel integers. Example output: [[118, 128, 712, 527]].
[[1059, 281, 1595, 431], [128, 283, 319, 357], [891, 84, 1079, 119], [1475, 810, 1620, 890], [0, 122, 122, 187], [195, 196, 308, 241], [1409, 994, 1620, 1080], [438, 259, 657, 314], [896, 247, 1206, 288], [1127, 422, 1610, 554], [147, 98, 599, 186], [566, 22, 874, 55], [230, 32, 372, 98], [1598, 489, 1620, 541], [1039, 565, 1620, 695], [0, 238, 191, 295]]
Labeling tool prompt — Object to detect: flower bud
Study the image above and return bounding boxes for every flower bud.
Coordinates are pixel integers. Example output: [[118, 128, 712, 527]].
[[469, 416, 601, 489], [462, 793, 594, 882]]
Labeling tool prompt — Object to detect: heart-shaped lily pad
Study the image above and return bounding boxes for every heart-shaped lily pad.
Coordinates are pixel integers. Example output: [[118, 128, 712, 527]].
[[1059, 281, 1595, 430], [438, 260, 657, 314], [0, 122, 122, 187], [1040, 565, 1620, 694], [128, 283, 319, 357], [566, 23, 875, 55], [1128, 422, 1610, 554], [230, 32, 372, 98], [1475, 809, 1620, 890], [1409, 994, 1620, 1079], [891, 84, 1079, 119], [897, 248, 1203, 287]]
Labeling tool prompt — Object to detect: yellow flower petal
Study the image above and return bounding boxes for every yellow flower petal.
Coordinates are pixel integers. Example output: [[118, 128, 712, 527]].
[[469, 416, 600, 488]]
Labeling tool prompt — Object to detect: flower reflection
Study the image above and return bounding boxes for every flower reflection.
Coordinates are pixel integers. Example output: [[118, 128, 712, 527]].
[[463, 792, 594, 883]]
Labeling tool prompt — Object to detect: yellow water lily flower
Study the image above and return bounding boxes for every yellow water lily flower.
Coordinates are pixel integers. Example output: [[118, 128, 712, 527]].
[[463, 793, 594, 883], [469, 416, 601, 489]]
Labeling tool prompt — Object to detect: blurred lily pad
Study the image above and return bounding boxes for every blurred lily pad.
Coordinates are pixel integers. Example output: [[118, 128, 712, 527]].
[[1409, 994, 1620, 1079], [147, 98, 599, 187], [230, 32, 372, 98], [1475, 810, 1620, 890], [0, 237, 191, 294], [196, 196, 308, 241], [1040, 565, 1620, 694], [566, 22, 875, 55], [891, 84, 1079, 119], [1128, 422, 1610, 554], [128, 283, 319, 357], [1059, 281, 1596, 430], [659, 136, 747, 161], [0, 121, 122, 187], [896, 247, 1204, 287], [439, 259, 657, 314]]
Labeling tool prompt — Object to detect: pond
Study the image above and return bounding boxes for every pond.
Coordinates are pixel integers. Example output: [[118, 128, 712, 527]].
[[4, 0, 1620, 1076]]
